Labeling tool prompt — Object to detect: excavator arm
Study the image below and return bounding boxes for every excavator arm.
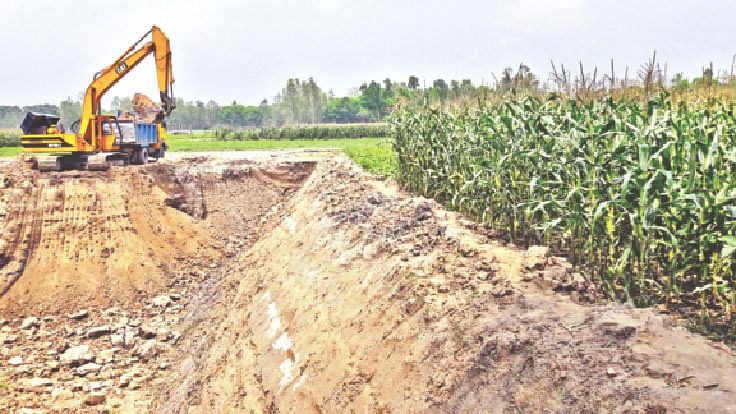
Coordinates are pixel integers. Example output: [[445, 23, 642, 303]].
[[78, 25, 174, 142]]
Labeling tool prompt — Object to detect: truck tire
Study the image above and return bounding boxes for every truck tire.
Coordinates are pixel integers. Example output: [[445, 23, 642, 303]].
[[140, 148, 149, 165]]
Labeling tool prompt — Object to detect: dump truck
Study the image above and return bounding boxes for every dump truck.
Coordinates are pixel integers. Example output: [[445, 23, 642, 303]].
[[20, 26, 175, 171]]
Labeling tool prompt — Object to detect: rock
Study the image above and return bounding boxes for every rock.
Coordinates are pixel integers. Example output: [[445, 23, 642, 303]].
[[60, 345, 93, 366], [84, 392, 106, 406], [87, 325, 111, 338], [140, 325, 157, 339], [99, 348, 117, 363], [25, 377, 53, 392], [0, 333, 18, 344], [134, 339, 159, 360], [607, 367, 618, 377], [77, 362, 102, 376], [522, 245, 548, 270], [51, 387, 74, 401], [69, 309, 89, 320], [124, 331, 138, 349], [119, 375, 131, 387], [8, 356, 23, 365], [152, 295, 172, 307], [110, 334, 124, 347], [21, 317, 40, 330], [491, 287, 512, 297]]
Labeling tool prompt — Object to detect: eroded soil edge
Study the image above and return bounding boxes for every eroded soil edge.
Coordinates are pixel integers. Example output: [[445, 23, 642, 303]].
[[1, 153, 735, 413]]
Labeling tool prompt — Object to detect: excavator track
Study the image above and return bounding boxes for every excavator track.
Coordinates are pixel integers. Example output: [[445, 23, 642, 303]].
[[87, 155, 110, 171], [88, 153, 131, 171], [37, 156, 62, 172]]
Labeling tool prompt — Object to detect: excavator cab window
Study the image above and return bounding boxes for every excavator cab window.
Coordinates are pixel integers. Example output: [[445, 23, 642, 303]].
[[101, 120, 113, 135]]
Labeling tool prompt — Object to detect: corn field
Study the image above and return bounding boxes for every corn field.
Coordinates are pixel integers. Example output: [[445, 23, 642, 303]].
[[392, 93, 736, 340]]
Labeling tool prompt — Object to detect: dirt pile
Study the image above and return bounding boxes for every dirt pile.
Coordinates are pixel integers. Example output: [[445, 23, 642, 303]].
[[0, 166, 216, 314], [0, 155, 317, 412], [160, 155, 736, 413], [1, 152, 736, 413], [131, 93, 164, 124]]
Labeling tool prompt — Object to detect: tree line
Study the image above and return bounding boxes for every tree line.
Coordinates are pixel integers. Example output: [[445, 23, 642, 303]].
[[2, 60, 733, 129]]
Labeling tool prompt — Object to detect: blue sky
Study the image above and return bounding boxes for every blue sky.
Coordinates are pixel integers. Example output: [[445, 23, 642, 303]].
[[1, 0, 735, 107]]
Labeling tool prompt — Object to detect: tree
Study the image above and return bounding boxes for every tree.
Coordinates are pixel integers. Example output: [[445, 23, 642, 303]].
[[274, 78, 328, 124], [359, 80, 385, 121], [110, 96, 132, 113], [383, 78, 392, 96], [323, 97, 361, 123], [408, 75, 419, 90], [60, 97, 82, 129], [432, 79, 449, 103]]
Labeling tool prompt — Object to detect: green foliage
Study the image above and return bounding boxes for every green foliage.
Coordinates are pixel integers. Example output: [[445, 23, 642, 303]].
[[0, 129, 21, 147], [393, 93, 736, 341], [210, 124, 390, 141], [323, 97, 364, 123], [166, 137, 396, 177], [220, 104, 263, 126]]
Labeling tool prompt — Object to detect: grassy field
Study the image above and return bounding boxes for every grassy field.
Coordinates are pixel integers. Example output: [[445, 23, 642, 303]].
[[0, 147, 21, 157], [0, 137, 398, 178], [169, 136, 396, 177]]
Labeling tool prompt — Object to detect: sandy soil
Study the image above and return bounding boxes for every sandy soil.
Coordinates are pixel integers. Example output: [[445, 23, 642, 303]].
[[0, 152, 735, 413]]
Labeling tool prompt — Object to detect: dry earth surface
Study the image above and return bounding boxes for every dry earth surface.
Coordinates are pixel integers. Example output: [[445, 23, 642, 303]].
[[0, 151, 735, 413]]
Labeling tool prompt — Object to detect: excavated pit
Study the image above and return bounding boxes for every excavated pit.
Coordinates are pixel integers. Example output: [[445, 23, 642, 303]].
[[1, 152, 736, 413]]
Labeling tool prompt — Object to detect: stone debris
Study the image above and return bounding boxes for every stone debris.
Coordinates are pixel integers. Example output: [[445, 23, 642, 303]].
[[60, 345, 93, 366], [21, 317, 40, 329], [69, 309, 89, 320], [84, 392, 106, 406], [87, 325, 111, 338], [152, 294, 172, 307]]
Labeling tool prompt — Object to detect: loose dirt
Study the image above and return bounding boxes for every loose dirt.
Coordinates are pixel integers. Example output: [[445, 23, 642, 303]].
[[1, 152, 735, 413]]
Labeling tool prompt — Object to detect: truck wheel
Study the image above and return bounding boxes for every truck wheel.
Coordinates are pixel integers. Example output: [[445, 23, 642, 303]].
[[140, 148, 149, 165]]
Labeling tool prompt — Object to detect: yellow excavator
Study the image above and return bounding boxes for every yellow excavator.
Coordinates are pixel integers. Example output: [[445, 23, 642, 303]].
[[20, 26, 175, 171]]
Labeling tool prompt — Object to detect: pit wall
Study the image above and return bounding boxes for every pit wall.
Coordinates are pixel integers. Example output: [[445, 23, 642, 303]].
[[168, 155, 736, 413]]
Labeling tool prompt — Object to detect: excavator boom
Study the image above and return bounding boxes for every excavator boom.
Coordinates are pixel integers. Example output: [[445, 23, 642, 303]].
[[79, 26, 174, 143]]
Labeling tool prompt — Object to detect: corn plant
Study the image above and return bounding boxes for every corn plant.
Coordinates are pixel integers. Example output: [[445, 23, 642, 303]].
[[392, 93, 736, 341]]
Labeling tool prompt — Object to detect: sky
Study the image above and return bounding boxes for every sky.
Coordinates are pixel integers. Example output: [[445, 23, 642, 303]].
[[1, 0, 736, 108]]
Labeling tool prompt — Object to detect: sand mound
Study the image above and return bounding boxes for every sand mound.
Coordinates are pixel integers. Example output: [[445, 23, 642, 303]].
[[160, 155, 736, 413], [0, 164, 217, 314]]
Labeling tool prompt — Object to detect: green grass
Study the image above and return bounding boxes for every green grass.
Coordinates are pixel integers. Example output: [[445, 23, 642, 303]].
[[1, 137, 398, 178], [0, 147, 21, 157], [168, 137, 397, 177]]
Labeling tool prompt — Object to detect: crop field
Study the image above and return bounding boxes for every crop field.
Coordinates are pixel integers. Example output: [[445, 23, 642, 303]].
[[170, 136, 396, 176], [170, 123, 390, 140], [393, 92, 736, 341]]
